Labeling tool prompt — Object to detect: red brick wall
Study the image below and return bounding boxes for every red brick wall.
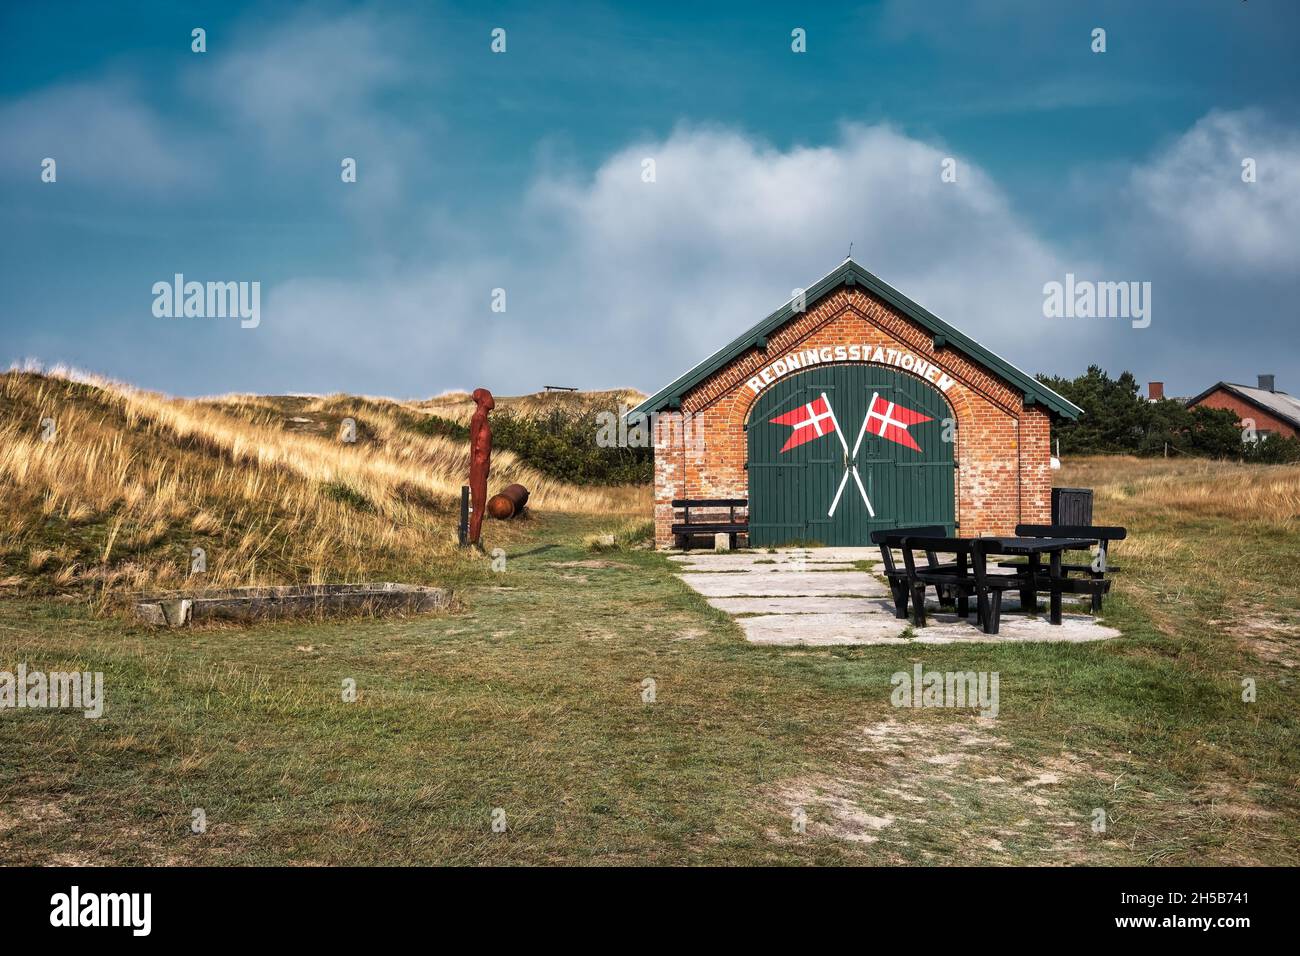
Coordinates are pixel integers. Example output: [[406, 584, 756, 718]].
[[1190, 389, 1298, 439], [653, 286, 1054, 548]]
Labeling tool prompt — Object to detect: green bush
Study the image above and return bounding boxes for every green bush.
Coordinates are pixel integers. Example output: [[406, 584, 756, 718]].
[[411, 399, 652, 485], [490, 402, 652, 484]]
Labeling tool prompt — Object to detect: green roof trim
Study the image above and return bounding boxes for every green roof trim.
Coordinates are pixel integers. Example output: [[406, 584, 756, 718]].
[[630, 259, 1082, 420]]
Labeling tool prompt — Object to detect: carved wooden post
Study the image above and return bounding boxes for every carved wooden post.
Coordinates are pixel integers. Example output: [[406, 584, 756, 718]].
[[467, 388, 494, 546]]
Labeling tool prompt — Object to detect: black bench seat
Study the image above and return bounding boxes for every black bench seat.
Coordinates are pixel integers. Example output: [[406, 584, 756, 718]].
[[901, 536, 1031, 635], [998, 523, 1126, 612], [870, 526, 957, 618], [671, 498, 748, 550]]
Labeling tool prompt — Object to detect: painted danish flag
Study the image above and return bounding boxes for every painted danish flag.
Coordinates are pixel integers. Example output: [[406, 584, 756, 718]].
[[769, 393, 839, 452], [862, 391, 932, 452]]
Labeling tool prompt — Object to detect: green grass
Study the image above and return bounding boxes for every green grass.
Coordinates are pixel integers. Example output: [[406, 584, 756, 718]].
[[1, 506, 1297, 865], [319, 480, 376, 513]]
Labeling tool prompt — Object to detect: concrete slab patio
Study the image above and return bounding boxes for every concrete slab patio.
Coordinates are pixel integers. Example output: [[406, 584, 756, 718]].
[[671, 547, 1121, 646]]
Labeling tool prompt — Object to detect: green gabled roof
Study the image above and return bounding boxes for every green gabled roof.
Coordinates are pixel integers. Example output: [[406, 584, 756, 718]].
[[630, 258, 1082, 420]]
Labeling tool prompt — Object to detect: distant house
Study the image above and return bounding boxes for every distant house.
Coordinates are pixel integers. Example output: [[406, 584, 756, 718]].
[[1186, 375, 1300, 440]]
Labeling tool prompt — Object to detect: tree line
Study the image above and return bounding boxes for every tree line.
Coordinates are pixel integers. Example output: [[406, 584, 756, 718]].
[[1037, 366, 1300, 463]]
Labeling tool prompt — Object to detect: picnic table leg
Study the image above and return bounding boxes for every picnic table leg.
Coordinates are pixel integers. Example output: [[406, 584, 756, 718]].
[[890, 580, 909, 619], [1049, 549, 1063, 625], [910, 582, 927, 628], [955, 550, 970, 618], [982, 589, 1003, 635], [927, 551, 953, 608], [1091, 542, 1107, 613], [1021, 552, 1041, 613]]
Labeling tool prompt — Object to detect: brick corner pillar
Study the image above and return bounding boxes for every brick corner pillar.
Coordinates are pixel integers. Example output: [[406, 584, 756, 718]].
[[652, 411, 684, 550], [1021, 407, 1053, 525]]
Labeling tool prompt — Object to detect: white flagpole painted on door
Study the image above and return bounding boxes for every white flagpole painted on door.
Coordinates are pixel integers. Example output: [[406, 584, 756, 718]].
[[824, 391, 853, 517], [827, 392, 875, 518]]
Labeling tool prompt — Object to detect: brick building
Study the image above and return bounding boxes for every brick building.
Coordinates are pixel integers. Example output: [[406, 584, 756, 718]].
[[1185, 376, 1300, 440], [631, 259, 1082, 549]]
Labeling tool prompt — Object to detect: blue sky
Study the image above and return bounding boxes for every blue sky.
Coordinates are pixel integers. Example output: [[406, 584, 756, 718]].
[[2, 0, 1298, 399]]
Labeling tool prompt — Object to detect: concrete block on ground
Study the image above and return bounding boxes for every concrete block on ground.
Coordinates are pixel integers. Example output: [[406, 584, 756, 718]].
[[135, 584, 451, 626]]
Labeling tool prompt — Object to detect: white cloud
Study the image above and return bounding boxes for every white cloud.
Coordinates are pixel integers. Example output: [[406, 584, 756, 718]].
[[0, 80, 202, 191], [202, 11, 410, 136], [193, 9, 430, 214], [1131, 109, 1300, 274], [260, 258, 506, 390], [14, 19, 1289, 399], [262, 122, 1094, 395]]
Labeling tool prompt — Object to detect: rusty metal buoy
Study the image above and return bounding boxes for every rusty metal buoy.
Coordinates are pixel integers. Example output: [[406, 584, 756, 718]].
[[487, 483, 530, 519]]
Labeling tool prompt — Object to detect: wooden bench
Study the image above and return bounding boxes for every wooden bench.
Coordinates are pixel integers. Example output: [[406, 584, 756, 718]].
[[869, 526, 952, 619], [671, 498, 748, 551], [901, 536, 1030, 635], [1001, 523, 1126, 612]]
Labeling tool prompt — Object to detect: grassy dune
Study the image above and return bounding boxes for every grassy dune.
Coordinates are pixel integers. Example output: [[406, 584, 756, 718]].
[[1066, 455, 1300, 530], [0, 431, 1295, 864], [0, 369, 648, 599]]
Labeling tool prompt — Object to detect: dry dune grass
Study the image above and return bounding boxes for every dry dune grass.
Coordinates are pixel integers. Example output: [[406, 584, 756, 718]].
[[414, 387, 647, 424], [0, 367, 648, 597], [1061, 455, 1300, 529], [1058, 455, 1300, 633]]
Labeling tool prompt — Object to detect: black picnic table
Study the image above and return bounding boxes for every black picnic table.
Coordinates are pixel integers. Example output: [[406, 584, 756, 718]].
[[975, 536, 1099, 625]]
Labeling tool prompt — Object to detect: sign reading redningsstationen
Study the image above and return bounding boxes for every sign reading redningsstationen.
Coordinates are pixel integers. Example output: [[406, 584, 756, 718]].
[[745, 345, 955, 396]]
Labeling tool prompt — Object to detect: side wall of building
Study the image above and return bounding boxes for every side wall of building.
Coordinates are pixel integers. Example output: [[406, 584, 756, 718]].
[[1190, 390, 1299, 439]]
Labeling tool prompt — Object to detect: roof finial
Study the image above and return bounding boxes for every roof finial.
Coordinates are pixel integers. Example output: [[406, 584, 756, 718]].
[[845, 242, 853, 262]]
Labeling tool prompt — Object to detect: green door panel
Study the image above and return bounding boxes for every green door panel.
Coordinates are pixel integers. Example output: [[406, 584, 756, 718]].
[[746, 364, 955, 547]]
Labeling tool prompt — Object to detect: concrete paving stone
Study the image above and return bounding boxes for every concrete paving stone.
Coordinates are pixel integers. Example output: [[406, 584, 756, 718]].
[[739, 612, 911, 646], [909, 612, 1119, 644], [706, 596, 894, 615], [737, 607, 1119, 646], [679, 571, 887, 598], [676, 561, 858, 574], [769, 547, 879, 562], [669, 553, 853, 569]]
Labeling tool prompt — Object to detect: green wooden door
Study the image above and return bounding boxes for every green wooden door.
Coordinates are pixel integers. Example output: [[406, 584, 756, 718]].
[[747, 365, 955, 546]]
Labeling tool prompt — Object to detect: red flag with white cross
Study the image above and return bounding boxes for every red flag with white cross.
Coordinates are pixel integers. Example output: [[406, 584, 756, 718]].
[[770, 394, 839, 453], [863, 391, 932, 452]]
